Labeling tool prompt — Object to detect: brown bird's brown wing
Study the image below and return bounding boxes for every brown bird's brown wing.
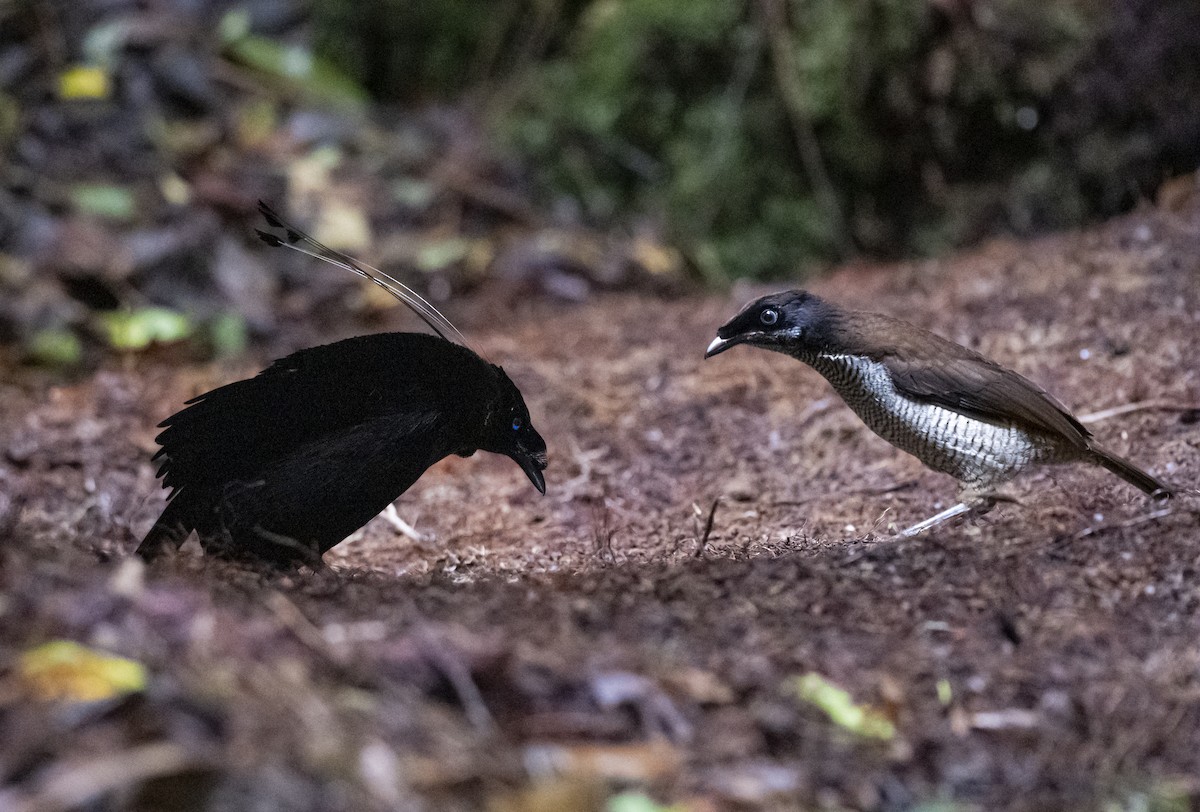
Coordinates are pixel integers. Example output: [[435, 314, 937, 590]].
[[883, 354, 1092, 448], [847, 312, 1092, 448]]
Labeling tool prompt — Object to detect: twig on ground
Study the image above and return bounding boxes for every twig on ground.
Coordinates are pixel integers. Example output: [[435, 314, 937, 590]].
[[592, 500, 616, 563], [868, 507, 895, 537], [694, 498, 720, 557], [7, 741, 215, 812], [1077, 399, 1200, 424], [855, 479, 920, 497], [557, 437, 608, 501], [796, 397, 835, 428], [380, 503, 431, 542], [1075, 506, 1176, 539], [417, 631, 496, 735], [266, 591, 347, 666]]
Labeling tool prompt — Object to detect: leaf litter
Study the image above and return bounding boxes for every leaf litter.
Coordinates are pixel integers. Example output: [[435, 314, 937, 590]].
[[0, 199, 1199, 810]]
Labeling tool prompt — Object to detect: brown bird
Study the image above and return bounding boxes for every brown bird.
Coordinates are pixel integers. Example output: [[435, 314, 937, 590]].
[[705, 290, 1172, 536]]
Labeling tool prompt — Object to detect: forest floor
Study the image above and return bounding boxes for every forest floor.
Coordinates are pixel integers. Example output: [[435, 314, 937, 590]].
[[2, 198, 1199, 812]]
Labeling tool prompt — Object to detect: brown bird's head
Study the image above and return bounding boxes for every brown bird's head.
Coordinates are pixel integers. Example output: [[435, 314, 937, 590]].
[[705, 290, 840, 358]]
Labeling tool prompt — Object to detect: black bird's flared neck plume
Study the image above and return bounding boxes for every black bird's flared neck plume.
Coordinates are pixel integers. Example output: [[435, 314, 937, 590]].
[[255, 201, 477, 354]]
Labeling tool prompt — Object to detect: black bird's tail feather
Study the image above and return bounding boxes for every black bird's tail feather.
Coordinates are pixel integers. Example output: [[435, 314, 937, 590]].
[[135, 498, 192, 560], [1090, 445, 1173, 499]]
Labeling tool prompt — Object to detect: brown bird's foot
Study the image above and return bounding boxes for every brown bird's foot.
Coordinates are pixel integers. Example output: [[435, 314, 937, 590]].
[[897, 488, 1017, 538]]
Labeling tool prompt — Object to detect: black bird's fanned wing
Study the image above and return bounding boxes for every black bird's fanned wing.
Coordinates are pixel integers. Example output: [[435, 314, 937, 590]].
[[882, 353, 1092, 448], [138, 407, 446, 560], [153, 333, 487, 493]]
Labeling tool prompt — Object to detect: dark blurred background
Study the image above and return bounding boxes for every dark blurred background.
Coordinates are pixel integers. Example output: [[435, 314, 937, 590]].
[[1, 0, 1198, 365]]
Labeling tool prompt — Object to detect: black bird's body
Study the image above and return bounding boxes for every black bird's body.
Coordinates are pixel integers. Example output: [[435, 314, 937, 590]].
[[138, 205, 547, 566], [706, 290, 1172, 535]]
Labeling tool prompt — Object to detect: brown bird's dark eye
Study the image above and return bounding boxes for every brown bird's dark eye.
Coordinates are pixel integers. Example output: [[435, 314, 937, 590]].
[[760, 308, 779, 326], [512, 417, 523, 431]]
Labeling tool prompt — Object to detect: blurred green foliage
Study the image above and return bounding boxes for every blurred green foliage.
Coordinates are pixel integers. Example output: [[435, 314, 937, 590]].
[[98, 307, 193, 351], [221, 8, 368, 109], [25, 328, 84, 368], [311, 0, 513, 101], [312, 0, 1200, 281]]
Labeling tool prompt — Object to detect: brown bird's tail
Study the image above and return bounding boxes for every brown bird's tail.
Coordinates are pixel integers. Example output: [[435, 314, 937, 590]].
[[135, 498, 192, 560], [1089, 444, 1173, 499]]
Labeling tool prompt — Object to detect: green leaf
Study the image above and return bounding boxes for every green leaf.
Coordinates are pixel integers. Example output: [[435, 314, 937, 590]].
[[26, 328, 83, 366], [0, 92, 19, 145], [99, 308, 193, 350], [606, 791, 684, 812], [416, 237, 472, 273], [70, 183, 135, 221], [224, 35, 368, 109], [790, 673, 897, 740], [83, 20, 131, 67], [391, 178, 436, 211], [936, 679, 953, 706], [218, 8, 251, 45], [209, 312, 248, 358]]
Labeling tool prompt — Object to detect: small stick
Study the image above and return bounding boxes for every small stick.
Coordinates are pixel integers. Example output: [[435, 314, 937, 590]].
[[1077, 400, 1200, 424], [418, 632, 496, 735], [266, 591, 347, 666], [1075, 507, 1175, 539], [381, 503, 431, 542], [695, 498, 720, 557]]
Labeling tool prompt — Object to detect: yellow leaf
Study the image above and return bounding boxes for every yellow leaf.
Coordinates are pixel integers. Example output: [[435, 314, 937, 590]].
[[59, 65, 110, 100], [159, 172, 192, 206], [790, 673, 896, 740], [937, 678, 953, 706], [629, 237, 683, 277], [524, 740, 682, 783], [19, 640, 147, 702], [315, 199, 371, 253]]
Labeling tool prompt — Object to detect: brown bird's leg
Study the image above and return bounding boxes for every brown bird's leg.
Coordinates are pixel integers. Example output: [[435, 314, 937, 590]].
[[898, 501, 975, 537], [898, 487, 1019, 538]]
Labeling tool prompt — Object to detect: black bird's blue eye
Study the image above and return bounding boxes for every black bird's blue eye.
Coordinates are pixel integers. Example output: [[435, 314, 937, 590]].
[[512, 417, 523, 431], [760, 308, 779, 326]]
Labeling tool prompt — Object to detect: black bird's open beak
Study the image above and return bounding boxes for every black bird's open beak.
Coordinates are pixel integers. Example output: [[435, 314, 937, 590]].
[[515, 451, 548, 494], [704, 333, 747, 358]]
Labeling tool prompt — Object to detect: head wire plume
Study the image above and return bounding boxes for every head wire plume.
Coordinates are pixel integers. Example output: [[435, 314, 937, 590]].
[[255, 201, 476, 354]]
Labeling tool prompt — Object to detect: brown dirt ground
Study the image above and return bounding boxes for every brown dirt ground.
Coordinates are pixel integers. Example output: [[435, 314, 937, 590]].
[[1, 200, 1199, 812]]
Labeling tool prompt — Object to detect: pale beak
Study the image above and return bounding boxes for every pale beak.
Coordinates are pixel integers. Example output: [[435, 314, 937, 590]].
[[705, 334, 742, 358]]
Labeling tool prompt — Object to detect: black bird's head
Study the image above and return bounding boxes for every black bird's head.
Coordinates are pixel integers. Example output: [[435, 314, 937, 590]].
[[705, 290, 839, 359], [481, 366, 548, 494]]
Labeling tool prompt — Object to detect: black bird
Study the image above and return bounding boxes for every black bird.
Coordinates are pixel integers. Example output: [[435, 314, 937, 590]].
[[705, 290, 1172, 536], [137, 204, 547, 567]]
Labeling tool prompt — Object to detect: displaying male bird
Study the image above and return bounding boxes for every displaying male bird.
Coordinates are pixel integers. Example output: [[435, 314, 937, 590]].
[[136, 203, 547, 567], [705, 290, 1172, 536]]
